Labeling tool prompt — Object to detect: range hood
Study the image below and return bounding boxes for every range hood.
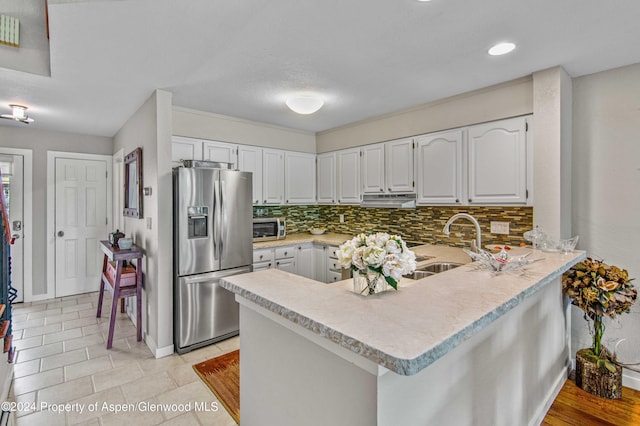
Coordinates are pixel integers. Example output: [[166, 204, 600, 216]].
[[360, 193, 416, 208]]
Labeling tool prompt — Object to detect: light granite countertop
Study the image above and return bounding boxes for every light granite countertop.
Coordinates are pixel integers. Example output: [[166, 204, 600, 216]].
[[253, 232, 353, 249], [221, 246, 586, 376]]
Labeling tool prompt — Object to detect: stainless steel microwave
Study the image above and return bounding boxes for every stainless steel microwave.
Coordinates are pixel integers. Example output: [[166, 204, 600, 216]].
[[252, 217, 286, 242]]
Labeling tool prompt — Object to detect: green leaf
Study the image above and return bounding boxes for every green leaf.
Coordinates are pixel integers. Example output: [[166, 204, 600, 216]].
[[603, 360, 617, 373], [384, 275, 398, 290]]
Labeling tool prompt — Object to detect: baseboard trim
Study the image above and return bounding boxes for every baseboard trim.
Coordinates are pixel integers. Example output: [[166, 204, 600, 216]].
[[144, 333, 174, 358], [529, 366, 568, 426], [623, 372, 640, 391]]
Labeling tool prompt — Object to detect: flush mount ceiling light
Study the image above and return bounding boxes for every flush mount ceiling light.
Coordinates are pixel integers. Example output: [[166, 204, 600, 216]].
[[0, 104, 34, 124], [488, 42, 516, 56], [285, 95, 324, 115]]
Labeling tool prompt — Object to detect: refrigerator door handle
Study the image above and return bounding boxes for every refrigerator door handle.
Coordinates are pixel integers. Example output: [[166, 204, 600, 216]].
[[212, 177, 218, 260], [220, 179, 226, 258]]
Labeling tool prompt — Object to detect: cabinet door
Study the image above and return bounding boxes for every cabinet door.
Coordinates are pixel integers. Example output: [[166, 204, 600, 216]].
[[252, 261, 272, 272], [172, 136, 203, 162], [262, 149, 284, 204], [238, 146, 263, 205], [361, 144, 385, 193], [275, 258, 296, 273], [385, 138, 415, 193], [203, 141, 238, 168], [284, 151, 316, 204], [296, 244, 314, 279], [416, 130, 463, 204], [337, 148, 361, 204], [468, 117, 527, 204], [316, 152, 336, 204], [313, 245, 327, 283]]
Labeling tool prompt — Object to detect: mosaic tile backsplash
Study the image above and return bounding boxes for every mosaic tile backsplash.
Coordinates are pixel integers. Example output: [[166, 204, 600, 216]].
[[254, 205, 533, 248]]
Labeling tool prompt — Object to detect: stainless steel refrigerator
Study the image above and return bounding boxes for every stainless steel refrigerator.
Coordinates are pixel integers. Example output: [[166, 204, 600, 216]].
[[173, 163, 252, 354]]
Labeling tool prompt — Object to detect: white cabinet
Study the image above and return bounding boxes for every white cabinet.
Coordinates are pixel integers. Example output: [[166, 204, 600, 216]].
[[203, 141, 238, 167], [172, 136, 203, 162], [313, 245, 327, 283], [274, 246, 297, 274], [416, 130, 463, 204], [284, 151, 316, 204], [361, 143, 385, 193], [325, 245, 344, 283], [238, 146, 263, 205], [337, 148, 361, 204], [316, 152, 336, 204], [253, 248, 274, 272], [385, 138, 414, 193], [296, 244, 314, 279], [468, 117, 528, 204], [262, 149, 285, 204]]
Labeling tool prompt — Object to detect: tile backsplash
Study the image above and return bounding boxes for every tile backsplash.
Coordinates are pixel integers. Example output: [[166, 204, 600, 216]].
[[254, 205, 533, 248]]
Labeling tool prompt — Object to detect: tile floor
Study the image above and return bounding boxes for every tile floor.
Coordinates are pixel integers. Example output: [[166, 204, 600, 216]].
[[7, 291, 239, 425]]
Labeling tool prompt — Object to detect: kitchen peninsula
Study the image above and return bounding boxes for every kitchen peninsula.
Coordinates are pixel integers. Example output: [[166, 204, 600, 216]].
[[220, 246, 585, 426]]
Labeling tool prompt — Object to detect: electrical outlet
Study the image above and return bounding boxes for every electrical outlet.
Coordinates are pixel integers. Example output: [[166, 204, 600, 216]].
[[339, 214, 345, 223], [146, 217, 152, 230], [490, 221, 510, 235]]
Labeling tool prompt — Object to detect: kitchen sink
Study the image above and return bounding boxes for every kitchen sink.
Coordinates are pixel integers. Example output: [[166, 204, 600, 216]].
[[420, 262, 463, 273], [407, 262, 463, 280]]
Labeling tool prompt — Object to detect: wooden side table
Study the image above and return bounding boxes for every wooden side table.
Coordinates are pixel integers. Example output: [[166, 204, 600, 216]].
[[97, 240, 143, 349]]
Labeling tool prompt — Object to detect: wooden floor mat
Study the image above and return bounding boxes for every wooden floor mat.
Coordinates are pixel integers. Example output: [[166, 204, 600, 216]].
[[193, 349, 240, 423]]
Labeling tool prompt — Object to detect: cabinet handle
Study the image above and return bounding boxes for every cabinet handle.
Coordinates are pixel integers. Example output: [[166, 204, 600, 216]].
[[456, 199, 459, 203], [468, 198, 472, 203], [286, 200, 289, 203], [268, 263, 272, 267], [379, 188, 383, 192], [388, 188, 391, 191], [284, 251, 288, 256], [259, 255, 264, 260], [264, 200, 267, 203], [276, 261, 280, 266]]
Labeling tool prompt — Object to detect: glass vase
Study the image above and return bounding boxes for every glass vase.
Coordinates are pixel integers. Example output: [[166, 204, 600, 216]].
[[353, 270, 390, 296]]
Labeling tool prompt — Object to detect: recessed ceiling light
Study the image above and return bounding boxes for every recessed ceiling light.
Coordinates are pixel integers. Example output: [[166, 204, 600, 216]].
[[488, 42, 516, 56], [285, 95, 324, 115]]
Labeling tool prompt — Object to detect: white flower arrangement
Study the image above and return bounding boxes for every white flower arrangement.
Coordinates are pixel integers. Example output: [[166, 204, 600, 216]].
[[336, 233, 417, 290]]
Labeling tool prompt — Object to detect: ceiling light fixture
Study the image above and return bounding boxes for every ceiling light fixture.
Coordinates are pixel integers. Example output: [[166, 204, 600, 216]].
[[488, 42, 516, 56], [1, 104, 34, 124], [285, 95, 324, 115]]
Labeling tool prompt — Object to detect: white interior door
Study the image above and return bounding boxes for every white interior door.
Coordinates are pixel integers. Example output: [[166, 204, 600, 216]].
[[0, 154, 24, 302], [55, 158, 108, 297]]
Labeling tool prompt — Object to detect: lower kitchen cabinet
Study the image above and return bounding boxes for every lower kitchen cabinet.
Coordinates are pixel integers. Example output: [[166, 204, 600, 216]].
[[254, 243, 345, 283], [296, 244, 314, 279]]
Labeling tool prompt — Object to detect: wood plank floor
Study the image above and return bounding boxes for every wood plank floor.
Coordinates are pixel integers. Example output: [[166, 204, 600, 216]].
[[542, 379, 640, 425]]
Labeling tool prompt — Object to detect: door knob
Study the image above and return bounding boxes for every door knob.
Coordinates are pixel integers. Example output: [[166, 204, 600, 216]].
[[11, 234, 20, 240], [57, 230, 64, 237]]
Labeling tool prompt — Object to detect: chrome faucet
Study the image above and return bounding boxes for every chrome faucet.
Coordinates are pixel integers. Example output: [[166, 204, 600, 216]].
[[442, 213, 482, 252]]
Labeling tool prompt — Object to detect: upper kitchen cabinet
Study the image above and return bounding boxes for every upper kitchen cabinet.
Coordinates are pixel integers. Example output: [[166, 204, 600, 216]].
[[416, 130, 463, 204], [468, 116, 528, 204], [203, 141, 238, 167], [385, 138, 414, 193], [316, 152, 336, 204], [238, 145, 263, 205], [262, 149, 285, 204], [361, 143, 385, 193], [337, 148, 361, 204], [172, 136, 203, 162], [284, 151, 316, 204]]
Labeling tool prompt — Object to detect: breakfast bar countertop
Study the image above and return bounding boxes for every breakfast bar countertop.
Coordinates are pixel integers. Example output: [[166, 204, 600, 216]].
[[220, 247, 586, 376]]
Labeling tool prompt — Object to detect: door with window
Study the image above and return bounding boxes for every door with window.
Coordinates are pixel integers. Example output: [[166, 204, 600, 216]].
[[55, 158, 109, 297]]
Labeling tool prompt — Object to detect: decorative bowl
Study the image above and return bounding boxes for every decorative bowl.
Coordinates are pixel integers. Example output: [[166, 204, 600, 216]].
[[310, 228, 326, 235], [118, 238, 133, 250]]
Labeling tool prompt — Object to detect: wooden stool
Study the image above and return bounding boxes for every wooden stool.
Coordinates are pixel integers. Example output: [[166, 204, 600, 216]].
[[97, 240, 143, 349]]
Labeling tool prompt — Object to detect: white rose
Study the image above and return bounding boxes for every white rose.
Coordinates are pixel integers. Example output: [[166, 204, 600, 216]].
[[362, 245, 386, 268], [336, 242, 355, 268], [352, 247, 366, 270]]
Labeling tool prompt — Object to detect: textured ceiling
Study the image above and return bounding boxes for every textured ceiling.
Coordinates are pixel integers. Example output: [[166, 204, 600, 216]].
[[0, 0, 639, 137]]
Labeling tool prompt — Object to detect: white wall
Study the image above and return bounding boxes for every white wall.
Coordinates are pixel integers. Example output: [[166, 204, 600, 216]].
[[572, 62, 640, 388], [0, 126, 112, 298], [316, 76, 533, 152], [532, 67, 573, 240], [172, 106, 316, 153], [113, 90, 174, 357]]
